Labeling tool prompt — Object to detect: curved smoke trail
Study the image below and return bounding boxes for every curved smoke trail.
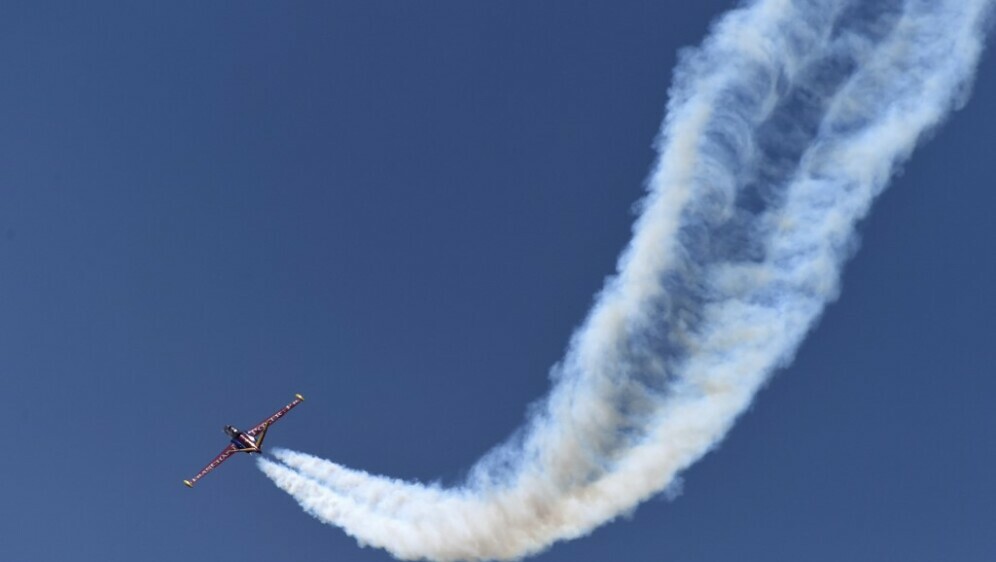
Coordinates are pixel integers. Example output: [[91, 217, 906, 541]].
[[260, 0, 994, 560]]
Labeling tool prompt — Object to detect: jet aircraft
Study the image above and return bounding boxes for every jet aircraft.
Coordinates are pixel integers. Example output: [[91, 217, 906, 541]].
[[183, 393, 305, 488]]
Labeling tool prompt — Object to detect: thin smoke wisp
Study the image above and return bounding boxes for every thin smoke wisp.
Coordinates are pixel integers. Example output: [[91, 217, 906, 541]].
[[260, 1, 994, 560]]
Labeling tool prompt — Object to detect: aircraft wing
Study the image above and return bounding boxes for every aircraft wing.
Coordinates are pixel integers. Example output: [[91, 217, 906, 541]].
[[246, 393, 305, 437], [184, 443, 238, 488]]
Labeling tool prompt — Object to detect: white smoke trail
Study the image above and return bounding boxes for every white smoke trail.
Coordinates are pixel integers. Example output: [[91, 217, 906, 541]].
[[260, 0, 994, 560]]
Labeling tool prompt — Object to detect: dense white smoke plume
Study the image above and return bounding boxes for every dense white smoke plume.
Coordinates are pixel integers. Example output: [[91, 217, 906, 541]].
[[260, 0, 993, 559]]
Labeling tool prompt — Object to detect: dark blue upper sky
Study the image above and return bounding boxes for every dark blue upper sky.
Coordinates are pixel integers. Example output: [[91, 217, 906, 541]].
[[2, 1, 994, 561]]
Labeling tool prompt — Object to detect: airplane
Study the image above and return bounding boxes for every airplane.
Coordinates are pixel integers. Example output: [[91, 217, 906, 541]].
[[183, 393, 305, 488]]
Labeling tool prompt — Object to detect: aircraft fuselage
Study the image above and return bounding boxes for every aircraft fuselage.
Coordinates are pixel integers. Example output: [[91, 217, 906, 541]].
[[224, 425, 260, 453]]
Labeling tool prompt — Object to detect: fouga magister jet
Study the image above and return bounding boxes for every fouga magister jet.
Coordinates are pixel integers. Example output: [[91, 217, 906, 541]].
[[183, 393, 305, 488]]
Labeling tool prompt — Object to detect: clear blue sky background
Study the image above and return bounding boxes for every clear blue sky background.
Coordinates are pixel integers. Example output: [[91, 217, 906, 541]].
[[2, 1, 994, 561]]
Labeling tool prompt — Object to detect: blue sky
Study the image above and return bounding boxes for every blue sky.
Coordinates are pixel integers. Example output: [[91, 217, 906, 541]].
[[2, 1, 995, 561]]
